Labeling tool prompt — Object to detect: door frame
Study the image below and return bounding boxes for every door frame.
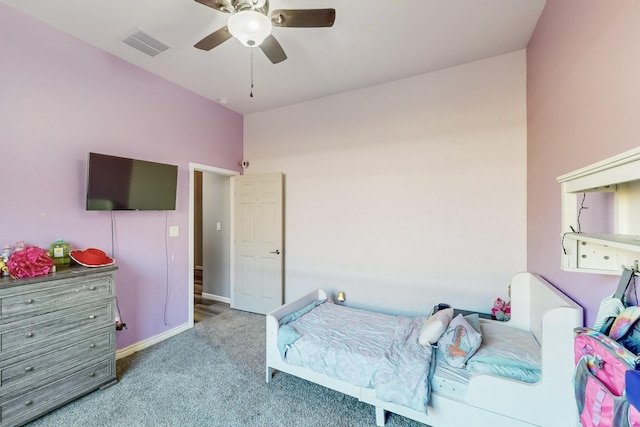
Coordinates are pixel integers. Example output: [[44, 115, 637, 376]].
[[188, 163, 239, 327]]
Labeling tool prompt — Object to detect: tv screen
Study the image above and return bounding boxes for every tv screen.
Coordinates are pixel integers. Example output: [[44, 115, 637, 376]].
[[86, 152, 178, 211]]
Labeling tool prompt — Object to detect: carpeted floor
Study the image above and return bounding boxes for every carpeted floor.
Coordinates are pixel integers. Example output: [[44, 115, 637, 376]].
[[26, 309, 426, 427]]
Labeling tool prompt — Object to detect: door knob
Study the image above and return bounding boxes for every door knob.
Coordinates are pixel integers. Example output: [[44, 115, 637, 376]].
[[270, 250, 280, 255]]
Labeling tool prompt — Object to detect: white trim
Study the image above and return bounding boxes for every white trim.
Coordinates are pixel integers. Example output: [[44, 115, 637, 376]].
[[229, 176, 236, 309], [190, 163, 240, 176], [188, 162, 238, 329], [115, 322, 192, 360], [557, 146, 640, 275], [202, 292, 231, 304], [557, 146, 640, 192]]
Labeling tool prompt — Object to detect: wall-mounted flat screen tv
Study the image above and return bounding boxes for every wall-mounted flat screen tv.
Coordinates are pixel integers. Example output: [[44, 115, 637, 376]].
[[86, 152, 178, 211]]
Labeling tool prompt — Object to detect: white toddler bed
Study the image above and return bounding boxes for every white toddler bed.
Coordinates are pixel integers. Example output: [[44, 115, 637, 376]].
[[265, 272, 583, 427]]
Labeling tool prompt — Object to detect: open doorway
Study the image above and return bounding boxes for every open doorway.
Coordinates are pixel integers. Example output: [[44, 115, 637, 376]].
[[188, 163, 239, 326]]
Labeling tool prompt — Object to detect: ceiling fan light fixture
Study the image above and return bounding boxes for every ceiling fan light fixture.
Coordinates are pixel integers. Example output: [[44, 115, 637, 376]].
[[228, 10, 272, 47]]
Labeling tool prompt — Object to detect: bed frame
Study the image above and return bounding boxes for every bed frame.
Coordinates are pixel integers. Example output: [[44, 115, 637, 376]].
[[266, 272, 583, 427]]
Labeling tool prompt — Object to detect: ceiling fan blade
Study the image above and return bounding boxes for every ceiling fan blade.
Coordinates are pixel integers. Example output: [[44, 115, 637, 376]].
[[194, 26, 233, 51], [259, 35, 287, 64], [194, 0, 235, 13], [270, 9, 336, 28]]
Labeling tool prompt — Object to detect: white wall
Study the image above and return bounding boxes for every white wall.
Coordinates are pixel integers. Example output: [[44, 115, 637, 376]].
[[202, 172, 231, 298], [244, 51, 527, 316]]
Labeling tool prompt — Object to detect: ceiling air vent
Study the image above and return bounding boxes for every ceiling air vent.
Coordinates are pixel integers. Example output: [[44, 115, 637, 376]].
[[122, 29, 169, 57]]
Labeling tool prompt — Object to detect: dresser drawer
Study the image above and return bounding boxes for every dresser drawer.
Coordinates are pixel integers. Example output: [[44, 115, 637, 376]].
[[0, 274, 114, 321], [0, 301, 114, 356], [0, 326, 114, 390], [0, 354, 115, 427]]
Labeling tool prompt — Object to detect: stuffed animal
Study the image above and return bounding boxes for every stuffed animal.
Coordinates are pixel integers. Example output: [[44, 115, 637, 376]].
[[491, 297, 511, 321]]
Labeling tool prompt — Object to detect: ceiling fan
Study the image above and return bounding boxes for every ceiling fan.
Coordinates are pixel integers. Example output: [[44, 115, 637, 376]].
[[194, 0, 336, 64]]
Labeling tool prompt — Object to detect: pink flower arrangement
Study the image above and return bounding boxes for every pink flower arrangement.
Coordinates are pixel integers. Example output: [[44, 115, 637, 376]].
[[6, 246, 54, 279]]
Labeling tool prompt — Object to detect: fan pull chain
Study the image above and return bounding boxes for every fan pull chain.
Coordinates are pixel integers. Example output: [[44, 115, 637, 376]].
[[250, 48, 254, 98]]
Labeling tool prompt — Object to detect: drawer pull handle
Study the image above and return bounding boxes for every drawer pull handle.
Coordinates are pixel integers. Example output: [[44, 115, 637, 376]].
[[88, 372, 96, 377], [88, 286, 96, 290], [88, 315, 96, 320], [24, 299, 33, 304], [25, 332, 33, 338], [24, 400, 33, 406], [25, 366, 34, 372], [89, 343, 96, 348]]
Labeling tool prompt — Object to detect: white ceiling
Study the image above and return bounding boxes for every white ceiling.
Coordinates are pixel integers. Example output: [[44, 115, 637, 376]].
[[1, 0, 546, 115]]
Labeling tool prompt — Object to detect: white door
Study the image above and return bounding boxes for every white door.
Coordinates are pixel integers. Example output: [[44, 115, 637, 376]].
[[231, 173, 283, 314]]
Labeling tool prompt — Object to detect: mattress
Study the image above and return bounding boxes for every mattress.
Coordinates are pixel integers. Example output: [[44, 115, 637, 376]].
[[281, 302, 542, 410], [284, 301, 433, 412], [431, 317, 542, 401], [431, 351, 473, 401]]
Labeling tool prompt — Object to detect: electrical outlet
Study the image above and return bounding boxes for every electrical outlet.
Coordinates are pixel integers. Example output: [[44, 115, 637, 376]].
[[169, 226, 179, 237]]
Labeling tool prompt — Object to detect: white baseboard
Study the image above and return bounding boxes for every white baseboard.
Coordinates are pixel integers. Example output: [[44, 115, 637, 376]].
[[116, 322, 192, 360], [202, 292, 230, 304]]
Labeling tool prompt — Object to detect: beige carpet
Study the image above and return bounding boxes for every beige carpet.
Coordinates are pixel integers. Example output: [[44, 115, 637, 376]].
[[26, 308, 425, 427]]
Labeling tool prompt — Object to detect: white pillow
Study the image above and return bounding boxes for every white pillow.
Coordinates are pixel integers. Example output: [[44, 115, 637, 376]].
[[438, 314, 483, 368], [418, 307, 454, 345]]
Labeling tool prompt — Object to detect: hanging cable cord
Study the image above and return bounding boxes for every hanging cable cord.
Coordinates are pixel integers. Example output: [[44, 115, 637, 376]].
[[561, 192, 587, 255], [163, 211, 170, 326], [110, 210, 117, 259], [110, 211, 127, 330], [576, 192, 588, 233], [250, 48, 255, 98]]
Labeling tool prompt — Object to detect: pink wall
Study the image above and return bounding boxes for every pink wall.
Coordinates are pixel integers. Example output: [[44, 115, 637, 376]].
[[527, 1, 640, 326], [0, 5, 243, 349]]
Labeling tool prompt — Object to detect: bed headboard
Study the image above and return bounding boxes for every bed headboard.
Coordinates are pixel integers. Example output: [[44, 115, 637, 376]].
[[468, 273, 584, 426], [508, 272, 583, 343]]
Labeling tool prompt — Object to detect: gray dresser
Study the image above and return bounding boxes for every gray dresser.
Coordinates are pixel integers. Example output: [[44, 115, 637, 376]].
[[0, 266, 117, 426]]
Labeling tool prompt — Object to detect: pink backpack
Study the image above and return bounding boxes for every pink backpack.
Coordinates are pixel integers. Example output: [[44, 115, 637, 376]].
[[574, 327, 640, 427]]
